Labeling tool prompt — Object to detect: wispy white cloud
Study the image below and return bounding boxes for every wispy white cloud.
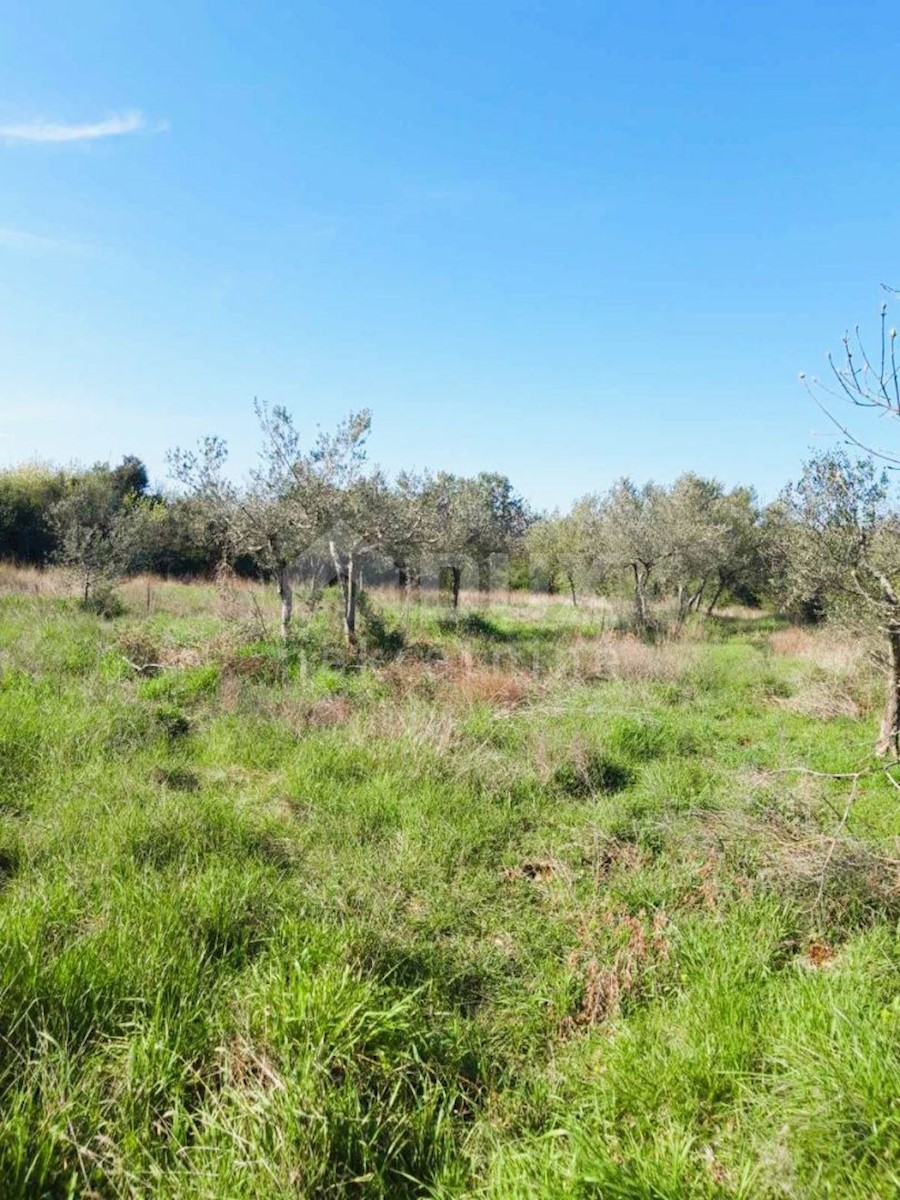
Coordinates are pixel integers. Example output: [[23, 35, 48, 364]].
[[0, 110, 167, 144], [0, 226, 83, 253]]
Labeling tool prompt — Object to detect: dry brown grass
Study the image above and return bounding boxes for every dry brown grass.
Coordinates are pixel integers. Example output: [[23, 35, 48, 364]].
[[120, 572, 276, 621], [555, 632, 697, 685], [214, 1034, 285, 1095], [769, 625, 869, 673], [384, 650, 537, 712], [501, 857, 568, 883], [0, 561, 70, 596], [593, 839, 650, 880], [710, 604, 767, 620], [769, 625, 881, 718], [802, 940, 837, 970], [216, 672, 355, 728], [0, 563, 278, 623], [676, 804, 900, 927], [115, 626, 235, 674], [366, 584, 615, 615], [440, 661, 534, 709], [360, 703, 462, 755], [763, 829, 900, 923], [284, 695, 354, 730], [775, 681, 861, 721], [564, 907, 670, 1030]]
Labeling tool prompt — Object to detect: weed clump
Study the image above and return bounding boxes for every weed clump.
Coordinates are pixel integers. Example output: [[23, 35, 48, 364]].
[[141, 663, 220, 705], [564, 907, 671, 1029], [357, 593, 407, 659], [553, 748, 633, 797], [153, 703, 191, 740], [115, 628, 163, 674]]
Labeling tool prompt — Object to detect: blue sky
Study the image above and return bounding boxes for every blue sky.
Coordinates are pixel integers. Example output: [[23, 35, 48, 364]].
[[0, 0, 898, 510]]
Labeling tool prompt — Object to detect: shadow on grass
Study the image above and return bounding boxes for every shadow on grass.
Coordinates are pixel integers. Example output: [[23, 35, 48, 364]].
[[705, 612, 793, 640], [353, 930, 496, 1020], [436, 610, 574, 647]]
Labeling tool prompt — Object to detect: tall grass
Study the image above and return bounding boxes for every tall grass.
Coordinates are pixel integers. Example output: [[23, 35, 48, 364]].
[[0, 575, 898, 1196]]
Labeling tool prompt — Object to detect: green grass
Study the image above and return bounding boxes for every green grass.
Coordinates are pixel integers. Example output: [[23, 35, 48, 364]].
[[1, 584, 899, 1197]]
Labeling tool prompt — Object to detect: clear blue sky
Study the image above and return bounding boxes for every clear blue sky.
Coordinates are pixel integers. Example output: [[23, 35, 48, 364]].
[[1, 0, 897, 510]]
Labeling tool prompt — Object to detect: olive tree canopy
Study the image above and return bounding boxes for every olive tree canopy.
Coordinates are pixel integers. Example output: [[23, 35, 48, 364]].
[[777, 449, 900, 756]]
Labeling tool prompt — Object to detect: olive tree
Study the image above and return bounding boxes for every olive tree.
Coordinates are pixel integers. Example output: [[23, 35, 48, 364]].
[[169, 403, 367, 640], [423, 472, 529, 607], [599, 479, 674, 632], [167, 434, 240, 557], [526, 495, 604, 604], [662, 476, 764, 619], [295, 408, 414, 645], [705, 486, 765, 612], [663, 474, 730, 621], [244, 400, 344, 639], [778, 449, 900, 756], [325, 469, 393, 645], [466, 472, 530, 593], [50, 468, 149, 610], [380, 470, 433, 599]]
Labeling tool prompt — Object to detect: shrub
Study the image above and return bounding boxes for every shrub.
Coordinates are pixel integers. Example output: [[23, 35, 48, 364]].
[[82, 585, 126, 619]]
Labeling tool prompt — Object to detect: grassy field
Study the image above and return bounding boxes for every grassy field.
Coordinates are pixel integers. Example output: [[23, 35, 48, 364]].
[[1, 569, 899, 1198]]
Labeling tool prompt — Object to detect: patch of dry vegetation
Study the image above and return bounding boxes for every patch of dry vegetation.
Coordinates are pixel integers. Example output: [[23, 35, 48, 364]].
[[770, 625, 870, 673], [769, 625, 882, 720], [563, 907, 671, 1030], [775, 681, 862, 721], [554, 632, 699, 685], [0, 561, 69, 596], [383, 651, 538, 711]]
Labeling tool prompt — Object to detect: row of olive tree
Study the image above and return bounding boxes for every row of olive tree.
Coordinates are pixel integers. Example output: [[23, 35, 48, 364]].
[[29, 409, 770, 637], [526, 475, 765, 630], [169, 403, 531, 644]]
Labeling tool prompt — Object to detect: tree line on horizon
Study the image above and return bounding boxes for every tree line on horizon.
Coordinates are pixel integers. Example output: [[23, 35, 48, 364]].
[[0, 402, 783, 613], [4, 295, 900, 753], [0, 400, 870, 627], [3, 423, 899, 749]]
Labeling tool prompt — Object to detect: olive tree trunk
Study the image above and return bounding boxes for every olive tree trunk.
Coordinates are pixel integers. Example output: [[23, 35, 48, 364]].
[[688, 579, 707, 613], [706, 579, 725, 617], [567, 572, 578, 606], [451, 565, 462, 610], [631, 563, 649, 631], [330, 540, 357, 646], [277, 566, 293, 640], [876, 624, 900, 757]]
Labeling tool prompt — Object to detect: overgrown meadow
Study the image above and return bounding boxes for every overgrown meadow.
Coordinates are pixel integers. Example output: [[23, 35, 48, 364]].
[[1, 567, 899, 1198]]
